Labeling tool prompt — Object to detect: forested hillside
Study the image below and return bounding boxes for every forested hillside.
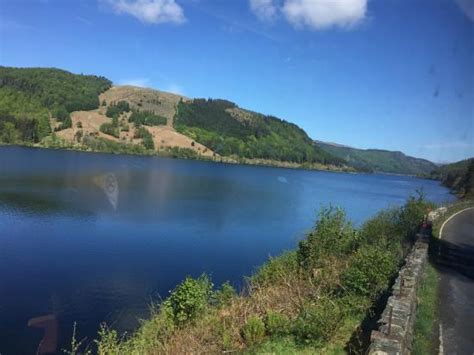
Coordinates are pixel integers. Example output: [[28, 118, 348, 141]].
[[174, 99, 343, 165], [315, 141, 437, 175], [429, 158, 474, 197], [0, 66, 111, 143], [0, 66, 443, 175]]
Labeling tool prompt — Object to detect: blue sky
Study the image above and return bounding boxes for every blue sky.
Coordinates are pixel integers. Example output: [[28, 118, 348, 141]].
[[0, 0, 473, 162]]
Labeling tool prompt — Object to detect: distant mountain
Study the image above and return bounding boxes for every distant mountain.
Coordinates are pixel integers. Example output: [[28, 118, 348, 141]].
[[429, 158, 474, 197], [315, 141, 437, 175]]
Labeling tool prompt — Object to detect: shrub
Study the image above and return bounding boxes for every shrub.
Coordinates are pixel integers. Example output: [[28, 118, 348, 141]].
[[293, 298, 342, 346], [341, 245, 398, 299], [250, 251, 298, 287], [358, 208, 399, 246], [53, 106, 70, 121], [265, 311, 291, 336], [74, 130, 83, 143], [298, 207, 356, 272], [242, 315, 265, 346], [106, 100, 130, 118], [134, 127, 155, 150], [76, 121, 82, 128], [163, 274, 213, 326], [397, 192, 433, 243], [96, 324, 120, 355], [0, 122, 19, 143], [55, 115, 72, 131], [214, 281, 236, 307], [100, 123, 119, 138], [129, 110, 167, 126], [167, 147, 198, 159]]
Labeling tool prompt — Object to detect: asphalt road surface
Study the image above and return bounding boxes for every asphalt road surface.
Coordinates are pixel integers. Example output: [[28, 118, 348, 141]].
[[435, 208, 474, 355]]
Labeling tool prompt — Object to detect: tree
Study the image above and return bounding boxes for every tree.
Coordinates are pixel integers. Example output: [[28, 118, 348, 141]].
[[0, 122, 19, 143]]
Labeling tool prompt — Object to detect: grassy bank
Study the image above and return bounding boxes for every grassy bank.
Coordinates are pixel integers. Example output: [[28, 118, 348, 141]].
[[412, 263, 439, 355], [65, 194, 432, 354]]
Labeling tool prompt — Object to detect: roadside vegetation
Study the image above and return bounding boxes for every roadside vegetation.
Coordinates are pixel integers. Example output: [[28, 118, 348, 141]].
[[412, 264, 439, 355], [65, 194, 433, 354]]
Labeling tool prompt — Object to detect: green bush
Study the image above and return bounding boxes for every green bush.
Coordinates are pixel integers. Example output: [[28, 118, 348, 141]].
[[250, 251, 298, 287], [134, 127, 155, 150], [106, 101, 130, 118], [341, 245, 398, 299], [57, 115, 72, 131], [100, 123, 119, 138], [53, 106, 70, 121], [265, 311, 291, 336], [298, 207, 357, 271], [167, 147, 198, 159], [163, 274, 213, 326], [214, 281, 236, 307], [0, 121, 19, 143], [129, 110, 167, 126], [397, 192, 433, 243], [242, 316, 265, 346], [293, 298, 342, 346]]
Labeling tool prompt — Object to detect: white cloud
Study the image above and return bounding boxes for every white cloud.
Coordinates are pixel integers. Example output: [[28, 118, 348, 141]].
[[250, 0, 278, 21], [106, 0, 185, 24], [282, 0, 367, 29], [117, 78, 151, 87], [249, 0, 368, 30]]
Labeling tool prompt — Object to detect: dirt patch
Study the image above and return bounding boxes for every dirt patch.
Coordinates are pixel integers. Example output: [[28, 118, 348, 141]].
[[146, 126, 214, 157], [55, 111, 118, 143], [99, 86, 187, 127]]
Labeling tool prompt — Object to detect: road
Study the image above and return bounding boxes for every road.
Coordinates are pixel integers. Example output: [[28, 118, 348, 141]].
[[435, 207, 474, 355]]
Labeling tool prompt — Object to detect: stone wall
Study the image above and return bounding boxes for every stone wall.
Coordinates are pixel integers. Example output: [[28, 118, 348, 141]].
[[368, 233, 430, 354]]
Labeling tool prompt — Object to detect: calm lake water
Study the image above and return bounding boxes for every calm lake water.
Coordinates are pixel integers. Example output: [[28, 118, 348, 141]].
[[0, 146, 454, 353]]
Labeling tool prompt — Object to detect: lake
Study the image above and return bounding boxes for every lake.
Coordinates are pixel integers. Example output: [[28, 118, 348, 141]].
[[0, 146, 454, 354]]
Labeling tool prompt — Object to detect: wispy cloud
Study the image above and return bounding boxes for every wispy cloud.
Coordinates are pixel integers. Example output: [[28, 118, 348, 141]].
[[117, 78, 151, 87], [104, 0, 185, 24], [250, 0, 368, 30], [250, 0, 278, 22], [165, 83, 184, 95]]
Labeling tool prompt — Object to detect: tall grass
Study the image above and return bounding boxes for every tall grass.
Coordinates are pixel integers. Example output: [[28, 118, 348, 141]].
[[412, 264, 439, 355]]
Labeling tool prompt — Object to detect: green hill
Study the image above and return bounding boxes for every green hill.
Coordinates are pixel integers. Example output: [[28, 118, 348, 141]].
[[0, 66, 111, 143], [315, 141, 437, 175], [0, 66, 441, 175], [429, 158, 474, 197], [174, 98, 343, 166]]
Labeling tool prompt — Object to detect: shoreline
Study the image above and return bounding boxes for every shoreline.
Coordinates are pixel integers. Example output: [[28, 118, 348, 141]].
[[0, 142, 362, 175]]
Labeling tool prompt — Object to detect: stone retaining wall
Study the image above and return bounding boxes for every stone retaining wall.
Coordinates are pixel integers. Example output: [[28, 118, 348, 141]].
[[368, 234, 430, 354]]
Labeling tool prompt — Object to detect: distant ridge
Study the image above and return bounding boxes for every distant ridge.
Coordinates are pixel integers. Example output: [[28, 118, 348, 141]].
[[315, 141, 437, 175]]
